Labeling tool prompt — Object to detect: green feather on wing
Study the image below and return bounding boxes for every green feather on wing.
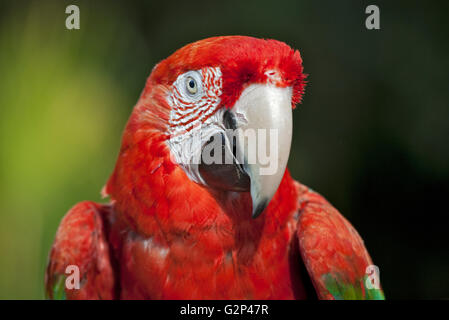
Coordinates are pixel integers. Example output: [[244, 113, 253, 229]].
[[323, 273, 385, 300], [46, 274, 67, 300]]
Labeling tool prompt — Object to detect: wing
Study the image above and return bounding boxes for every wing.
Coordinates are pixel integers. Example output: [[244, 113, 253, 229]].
[[295, 182, 385, 300], [45, 201, 117, 300]]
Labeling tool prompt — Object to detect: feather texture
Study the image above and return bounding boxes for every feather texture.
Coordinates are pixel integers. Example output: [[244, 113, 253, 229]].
[[45, 36, 383, 300]]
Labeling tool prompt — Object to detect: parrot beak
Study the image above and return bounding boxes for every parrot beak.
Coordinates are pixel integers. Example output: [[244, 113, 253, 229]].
[[198, 84, 293, 218], [231, 84, 293, 218]]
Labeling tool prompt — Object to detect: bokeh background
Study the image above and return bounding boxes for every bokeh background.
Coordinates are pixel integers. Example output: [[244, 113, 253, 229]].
[[0, 0, 447, 299]]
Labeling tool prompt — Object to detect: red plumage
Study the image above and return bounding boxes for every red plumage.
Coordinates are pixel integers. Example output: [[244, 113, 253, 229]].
[[45, 36, 383, 300]]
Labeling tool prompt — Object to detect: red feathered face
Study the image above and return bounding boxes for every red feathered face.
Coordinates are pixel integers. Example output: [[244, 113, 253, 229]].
[[128, 36, 307, 218]]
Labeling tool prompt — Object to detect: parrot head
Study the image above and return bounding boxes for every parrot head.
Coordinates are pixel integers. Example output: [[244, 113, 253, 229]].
[[106, 36, 306, 222]]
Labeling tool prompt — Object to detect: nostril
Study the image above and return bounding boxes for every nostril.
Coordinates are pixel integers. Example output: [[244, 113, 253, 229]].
[[265, 69, 282, 84]]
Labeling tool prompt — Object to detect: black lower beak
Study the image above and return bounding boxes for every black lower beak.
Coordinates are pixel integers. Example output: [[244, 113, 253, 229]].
[[198, 110, 271, 219], [198, 132, 250, 192]]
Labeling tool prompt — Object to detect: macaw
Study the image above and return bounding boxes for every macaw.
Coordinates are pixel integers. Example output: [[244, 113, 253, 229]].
[[45, 36, 384, 300]]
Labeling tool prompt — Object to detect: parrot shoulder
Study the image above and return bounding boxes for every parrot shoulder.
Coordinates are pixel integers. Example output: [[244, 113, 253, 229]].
[[45, 201, 117, 299], [294, 182, 385, 300]]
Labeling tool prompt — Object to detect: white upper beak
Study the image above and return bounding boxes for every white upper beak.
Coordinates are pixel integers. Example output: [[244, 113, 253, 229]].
[[231, 84, 293, 217]]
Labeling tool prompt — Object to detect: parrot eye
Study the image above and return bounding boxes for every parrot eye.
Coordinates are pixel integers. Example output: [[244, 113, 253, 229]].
[[173, 70, 203, 100], [186, 77, 198, 95]]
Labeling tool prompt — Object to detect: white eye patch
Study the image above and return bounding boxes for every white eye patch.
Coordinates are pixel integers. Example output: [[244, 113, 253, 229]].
[[167, 67, 222, 137], [166, 66, 224, 184]]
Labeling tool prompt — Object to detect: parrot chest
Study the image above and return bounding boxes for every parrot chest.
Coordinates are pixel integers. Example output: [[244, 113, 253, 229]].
[[117, 215, 309, 299]]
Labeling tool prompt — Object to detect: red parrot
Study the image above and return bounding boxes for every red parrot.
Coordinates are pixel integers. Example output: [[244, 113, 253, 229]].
[[45, 36, 384, 300]]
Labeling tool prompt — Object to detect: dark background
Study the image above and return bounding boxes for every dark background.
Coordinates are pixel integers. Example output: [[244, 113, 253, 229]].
[[0, 0, 447, 299]]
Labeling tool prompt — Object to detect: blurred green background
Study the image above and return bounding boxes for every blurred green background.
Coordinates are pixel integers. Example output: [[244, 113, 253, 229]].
[[0, 0, 448, 299]]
